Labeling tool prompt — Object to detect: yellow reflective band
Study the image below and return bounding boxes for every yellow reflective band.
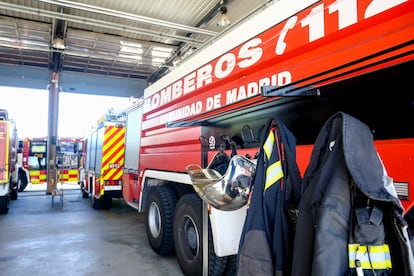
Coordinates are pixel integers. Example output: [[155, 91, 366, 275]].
[[58, 169, 79, 182], [263, 130, 275, 161], [2, 122, 10, 181], [103, 126, 125, 152], [98, 177, 104, 196], [348, 243, 392, 270], [265, 160, 283, 191]]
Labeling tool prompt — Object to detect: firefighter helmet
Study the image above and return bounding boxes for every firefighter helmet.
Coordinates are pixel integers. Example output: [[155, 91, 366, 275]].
[[186, 155, 256, 211]]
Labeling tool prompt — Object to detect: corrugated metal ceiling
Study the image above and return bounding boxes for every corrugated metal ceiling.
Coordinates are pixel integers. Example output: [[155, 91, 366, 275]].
[[0, 0, 271, 84]]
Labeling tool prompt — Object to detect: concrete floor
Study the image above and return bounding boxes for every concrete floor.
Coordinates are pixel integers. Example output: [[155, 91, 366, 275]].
[[0, 184, 184, 276]]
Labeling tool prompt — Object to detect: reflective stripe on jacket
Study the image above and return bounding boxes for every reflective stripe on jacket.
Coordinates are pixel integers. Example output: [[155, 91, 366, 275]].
[[237, 118, 301, 276]]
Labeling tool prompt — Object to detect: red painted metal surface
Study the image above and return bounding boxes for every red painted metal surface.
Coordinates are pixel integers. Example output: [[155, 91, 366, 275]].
[[134, 0, 414, 214]]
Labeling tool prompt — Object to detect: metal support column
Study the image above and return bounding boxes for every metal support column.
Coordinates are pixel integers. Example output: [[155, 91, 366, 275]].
[[46, 72, 59, 195]]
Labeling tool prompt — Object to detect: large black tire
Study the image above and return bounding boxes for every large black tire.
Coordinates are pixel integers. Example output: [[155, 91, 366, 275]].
[[0, 196, 10, 214], [80, 182, 89, 198], [18, 170, 28, 192], [145, 185, 177, 255], [9, 187, 17, 200], [103, 195, 112, 209], [174, 193, 227, 276], [10, 177, 18, 200], [91, 194, 104, 209], [91, 179, 104, 209]]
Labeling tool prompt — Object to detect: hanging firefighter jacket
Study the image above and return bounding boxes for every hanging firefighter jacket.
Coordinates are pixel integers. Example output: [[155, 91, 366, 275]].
[[291, 112, 414, 276], [237, 118, 302, 276]]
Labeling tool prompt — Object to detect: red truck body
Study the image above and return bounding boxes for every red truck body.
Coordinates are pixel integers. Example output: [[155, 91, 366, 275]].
[[121, 1, 414, 275]]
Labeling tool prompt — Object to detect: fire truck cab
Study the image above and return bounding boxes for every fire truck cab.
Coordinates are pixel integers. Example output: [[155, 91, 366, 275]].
[[18, 136, 83, 191], [56, 137, 83, 184], [20, 137, 48, 186]]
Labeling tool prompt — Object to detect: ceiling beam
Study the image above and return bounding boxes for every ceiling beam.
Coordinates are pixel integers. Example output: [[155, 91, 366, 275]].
[[0, 2, 209, 45], [36, 0, 218, 37], [148, 1, 224, 82]]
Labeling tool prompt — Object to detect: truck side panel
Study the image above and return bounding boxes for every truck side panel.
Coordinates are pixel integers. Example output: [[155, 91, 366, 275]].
[[0, 112, 18, 213], [124, 106, 142, 172], [375, 139, 414, 212], [143, 0, 413, 119], [0, 121, 9, 184], [140, 127, 202, 173], [123, 103, 143, 206], [96, 127, 104, 176]]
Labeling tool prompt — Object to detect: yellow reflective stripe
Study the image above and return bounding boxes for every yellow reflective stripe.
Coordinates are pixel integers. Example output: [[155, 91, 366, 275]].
[[2, 122, 10, 181], [265, 160, 283, 191], [29, 170, 44, 183], [101, 126, 125, 178], [263, 129, 284, 191], [30, 171, 40, 176], [110, 169, 123, 180], [348, 243, 392, 269], [100, 181, 104, 196], [358, 259, 392, 270], [263, 130, 275, 161], [103, 126, 125, 153]]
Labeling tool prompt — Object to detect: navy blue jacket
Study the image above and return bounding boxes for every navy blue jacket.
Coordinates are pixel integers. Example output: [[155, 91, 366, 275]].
[[237, 118, 302, 276], [291, 112, 414, 276]]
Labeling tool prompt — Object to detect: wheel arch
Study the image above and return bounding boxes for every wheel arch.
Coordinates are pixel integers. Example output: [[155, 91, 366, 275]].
[[138, 169, 193, 213]]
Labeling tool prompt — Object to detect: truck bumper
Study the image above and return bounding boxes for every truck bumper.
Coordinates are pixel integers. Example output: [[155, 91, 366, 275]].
[[103, 187, 122, 199]]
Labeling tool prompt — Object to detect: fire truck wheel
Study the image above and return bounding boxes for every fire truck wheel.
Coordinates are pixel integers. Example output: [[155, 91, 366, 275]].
[[10, 188, 17, 200], [18, 170, 28, 192], [173, 193, 227, 276], [145, 185, 177, 255], [0, 196, 10, 214], [103, 196, 112, 209], [91, 195, 104, 209], [80, 183, 89, 198], [171, 184, 194, 198]]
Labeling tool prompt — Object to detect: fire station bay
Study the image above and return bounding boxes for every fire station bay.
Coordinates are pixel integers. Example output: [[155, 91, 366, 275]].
[[1, 1, 413, 276]]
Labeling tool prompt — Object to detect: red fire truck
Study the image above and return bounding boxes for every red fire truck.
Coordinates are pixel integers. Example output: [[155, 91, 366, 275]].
[[20, 137, 83, 188], [56, 137, 83, 183], [0, 109, 19, 214], [121, 1, 414, 275], [21, 137, 48, 185], [80, 109, 126, 209]]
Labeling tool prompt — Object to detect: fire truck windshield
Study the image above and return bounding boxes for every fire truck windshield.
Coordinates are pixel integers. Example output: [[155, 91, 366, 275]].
[[28, 141, 47, 170], [30, 143, 46, 153], [56, 140, 83, 169], [28, 156, 46, 170]]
